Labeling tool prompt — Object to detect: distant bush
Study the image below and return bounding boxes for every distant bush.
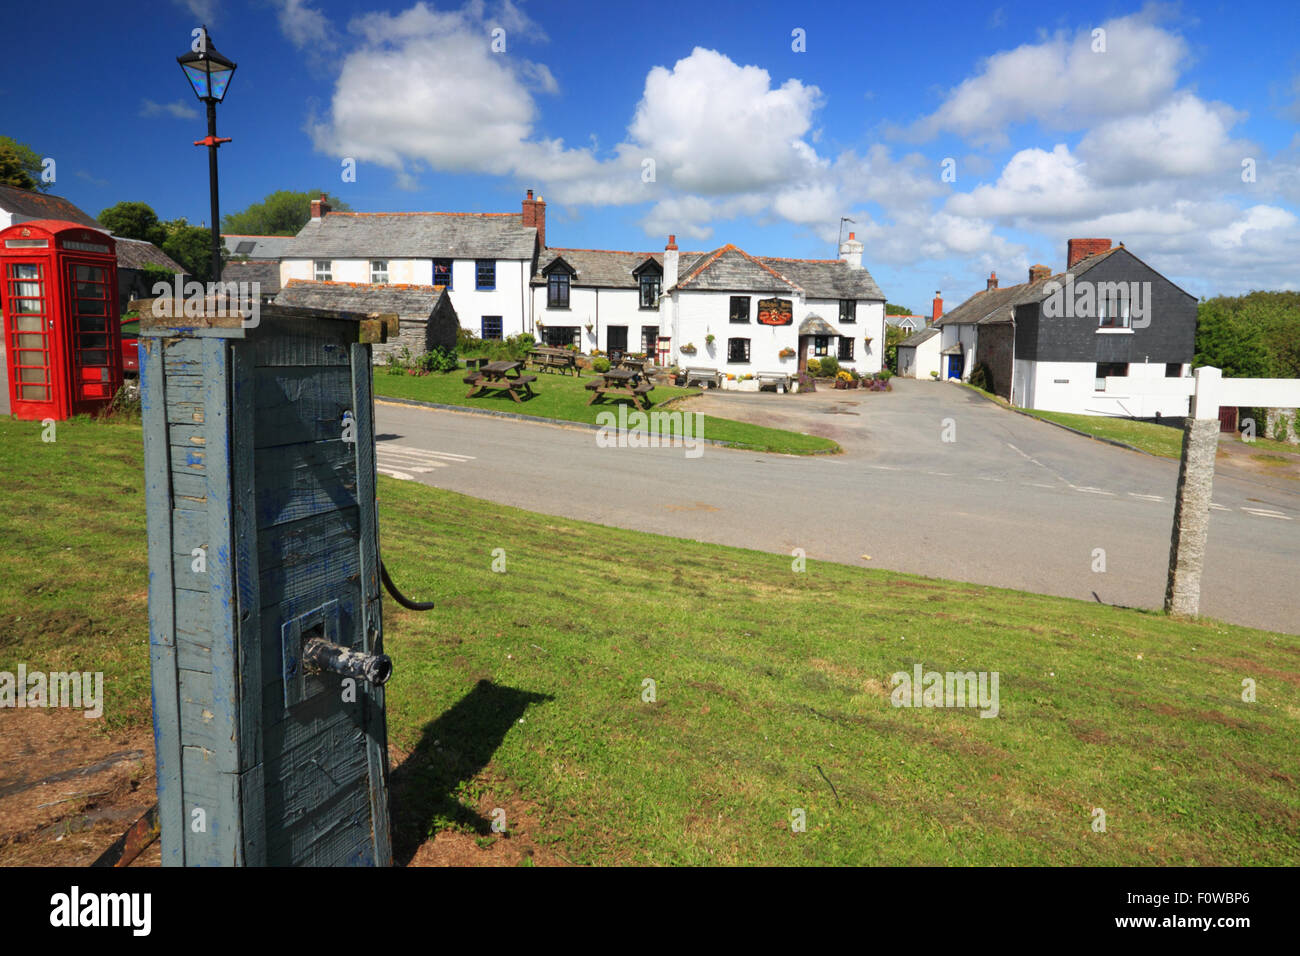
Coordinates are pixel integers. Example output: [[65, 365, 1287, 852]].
[[592, 356, 611, 373], [877, 368, 892, 382], [819, 356, 840, 378], [806, 359, 822, 377], [969, 362, 992, 392], [416, 345, 459, 373]]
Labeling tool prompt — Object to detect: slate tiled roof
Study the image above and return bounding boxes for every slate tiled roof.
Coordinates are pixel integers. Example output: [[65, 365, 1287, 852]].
[[0, 184, 103, 229], [758, 256, 885, 301], [114, 237, 184, 273], [673, 244, 804, 293], [798, 314, 842, 337], [937, 248, 1125, 328], [223, 234, 296, 259], [532, 248, 704, 288], [899, 327, 940, 348], [283, 211, 537, 260], [223, 260, 281, 295], [275, 279, 449, 316]]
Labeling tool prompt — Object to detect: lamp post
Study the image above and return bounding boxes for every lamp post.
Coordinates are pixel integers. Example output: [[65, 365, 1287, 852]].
[[178, 25, 236, 284]]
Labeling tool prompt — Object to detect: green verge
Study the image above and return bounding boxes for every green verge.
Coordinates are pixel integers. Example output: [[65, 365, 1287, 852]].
[[2, 418, 1297, 865], [375, 366, 839, 456], [962, 383, 1186, 458]]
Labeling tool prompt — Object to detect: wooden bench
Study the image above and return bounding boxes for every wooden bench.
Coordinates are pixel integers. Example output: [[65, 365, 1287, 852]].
[[464, 357, 489, 370]]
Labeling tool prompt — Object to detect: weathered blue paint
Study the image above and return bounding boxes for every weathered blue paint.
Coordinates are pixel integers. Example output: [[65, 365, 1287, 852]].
[[141, 304, 393, 866]]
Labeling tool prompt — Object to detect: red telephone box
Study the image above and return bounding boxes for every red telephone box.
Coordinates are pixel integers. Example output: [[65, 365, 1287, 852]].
[[1, 219, 123, 420]]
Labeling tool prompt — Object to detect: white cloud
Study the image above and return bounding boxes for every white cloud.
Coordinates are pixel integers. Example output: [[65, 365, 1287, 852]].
[[173, 0, 218, 24], [140, 99, 200, 120], [272, 0, 336, 50], [907, 9, 1187, 145]]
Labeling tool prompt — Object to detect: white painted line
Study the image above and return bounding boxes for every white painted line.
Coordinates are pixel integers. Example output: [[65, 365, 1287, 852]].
[[1073, 486, 1115, 496], [377, 444, 475, 461], [867, 464, 900, 471], [1209, 503, 1231, 512], [925, 471, 955, 477], [1024, 482, 1056, 489], [1128, 493, 1165, 502], [376, 467, 414, 481], [975, 476, 1004, 482], [1242, 508, 1292, 520], [377, 454, 448, 469]]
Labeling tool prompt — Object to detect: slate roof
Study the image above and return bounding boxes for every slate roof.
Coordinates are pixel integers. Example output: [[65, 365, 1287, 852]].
[[673, 245, 804, 294], [223, 234, 296, 259], [936, 248, 1126, 328], [223, 259, 281, 295], [532, 248, 704, 288], [757, 256, 885, 301], [275, 279, 451, 317], [0, 184, 103, 229], [114, 237, 184, 273], [798, 314, 842, 337], [282, 211, 537, 260], [898, 327, 940, 348]]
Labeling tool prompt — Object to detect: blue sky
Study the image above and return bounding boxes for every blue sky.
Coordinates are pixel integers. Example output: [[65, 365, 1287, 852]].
[[2, 0, 1297, 311]]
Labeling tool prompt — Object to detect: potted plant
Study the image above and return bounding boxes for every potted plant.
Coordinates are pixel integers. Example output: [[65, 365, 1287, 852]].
[[705, 333, 716, 346], [680, 343, 697, 355], [778, 347, 795, 358], [929, 370, 939, 381]]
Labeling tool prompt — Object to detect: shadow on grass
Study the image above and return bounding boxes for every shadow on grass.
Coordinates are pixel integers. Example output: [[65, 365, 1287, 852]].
[[389, 678, 552, 865]]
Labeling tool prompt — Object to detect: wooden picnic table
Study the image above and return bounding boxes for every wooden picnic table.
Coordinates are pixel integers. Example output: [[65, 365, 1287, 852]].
[[584, 367, 654, 410], [527, 347, 578, 375], [615, 356, 648, 373], [464, 360, 537, 403]]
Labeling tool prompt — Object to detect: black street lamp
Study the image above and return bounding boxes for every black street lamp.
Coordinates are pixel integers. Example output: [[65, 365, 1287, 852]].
[[178, 25, 236, 284]]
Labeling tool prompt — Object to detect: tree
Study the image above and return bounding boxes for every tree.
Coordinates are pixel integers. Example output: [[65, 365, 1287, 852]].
[[0, 135, 46, 192], [99, 201, 167, 246], [222, 189, 352, 237], [1194, 300, 1269, 379], [885, 302, 915, 316], [1197, 291, 1300, 379], [885, 324, 909, 373], [163, 226, 222, 283]]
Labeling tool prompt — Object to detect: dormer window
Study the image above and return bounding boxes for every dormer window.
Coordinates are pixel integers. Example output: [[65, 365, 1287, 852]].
[[639, 274, 660, 309], [548, 272, 570, 309]]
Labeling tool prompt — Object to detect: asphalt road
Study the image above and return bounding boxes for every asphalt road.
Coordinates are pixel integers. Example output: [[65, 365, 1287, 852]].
[[374, 379, 1299, 634]]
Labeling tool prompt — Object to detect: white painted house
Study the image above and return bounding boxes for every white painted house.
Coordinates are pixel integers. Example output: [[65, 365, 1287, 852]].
[[656, 233, 886, 377], [896, 327, 941, 379], [278, 192, 543, 340]]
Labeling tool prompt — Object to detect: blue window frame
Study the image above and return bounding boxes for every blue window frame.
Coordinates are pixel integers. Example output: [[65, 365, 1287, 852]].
[[433, 258, 453, 288], [476, 260, 496, 290], [481, 316, 503, 340]]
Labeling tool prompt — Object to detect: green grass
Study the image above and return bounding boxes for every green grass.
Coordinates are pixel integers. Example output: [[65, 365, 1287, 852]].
[[375, 365, 839, 456], [3, 418, 1297, 865], [962, 383, 1186, 458]]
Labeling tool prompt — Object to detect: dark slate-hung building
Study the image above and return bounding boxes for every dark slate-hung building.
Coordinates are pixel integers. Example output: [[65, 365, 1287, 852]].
[[936, 239, 1197, 416]]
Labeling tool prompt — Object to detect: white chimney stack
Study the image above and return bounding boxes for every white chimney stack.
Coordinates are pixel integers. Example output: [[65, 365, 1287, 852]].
[[663, 234, 679, 290], [839, 231, 863, 270]]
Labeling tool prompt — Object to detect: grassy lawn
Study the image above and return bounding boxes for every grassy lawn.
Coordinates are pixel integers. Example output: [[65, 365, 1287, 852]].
[[3, 417, 1297, 865], [375, 365, 839, 456], [961, 383, 1186, 458]]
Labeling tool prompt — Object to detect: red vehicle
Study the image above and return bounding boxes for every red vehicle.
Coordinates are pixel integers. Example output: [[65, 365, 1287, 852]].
[[120, 313, 140, 375], [1, 219, 123, 420]]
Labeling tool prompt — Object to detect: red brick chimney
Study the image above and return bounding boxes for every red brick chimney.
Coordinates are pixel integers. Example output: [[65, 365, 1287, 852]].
[[931, 291, 943, 325], [986, 271, 998, 291], [522, 189, 547, 250], [665, 233, 678, 250], [310, 193, 330, 221], [1067, 238, 1111, 269], [1029, 264, 1051, 283]]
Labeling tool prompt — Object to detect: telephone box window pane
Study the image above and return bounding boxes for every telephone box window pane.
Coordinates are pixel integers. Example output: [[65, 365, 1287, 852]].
[[73, 265, 104, 281], [19, 385, 50, 401], [14, 333, 45, 348], [17, 359, 50, 380], [76, 299, 107, 316], [10, 263, 40, 279], [14, 315, 44, 330], [80, 350, 108, 366], [79, 334, 108, 349], [13, 296, 43, 313], [78, 316, 108, 332]]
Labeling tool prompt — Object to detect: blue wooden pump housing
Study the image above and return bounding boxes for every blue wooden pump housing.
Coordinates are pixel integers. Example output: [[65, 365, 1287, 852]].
[[139, 299, 401, 865]]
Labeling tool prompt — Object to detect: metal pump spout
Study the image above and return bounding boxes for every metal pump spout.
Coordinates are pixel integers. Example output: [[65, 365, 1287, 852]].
[[302, 636, 393, 686]]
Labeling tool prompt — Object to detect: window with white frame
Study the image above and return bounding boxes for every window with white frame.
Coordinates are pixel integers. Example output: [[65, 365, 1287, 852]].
[[370, 260, 388, 284], [1098, 287, 1130, 328], [314, 260, 332, 281], [727, 337, 751, 363]]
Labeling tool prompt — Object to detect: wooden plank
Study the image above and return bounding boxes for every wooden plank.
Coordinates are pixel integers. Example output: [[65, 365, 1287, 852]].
[[238, 762, 265, 867], [178, 668, 231, 765], [254, 327, 353, 367], [180, 745, 240, 866], [352, 342, 392, 866], [253, 365, 353, 448], [257, 507, 361, 572], [200, 338, 243, 795], [149, 644, 185, 866], [230, 342, 265, 793], [254, 439, 358, 528]]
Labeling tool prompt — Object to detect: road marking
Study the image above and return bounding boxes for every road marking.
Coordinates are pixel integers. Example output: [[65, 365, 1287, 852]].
[[925, 471, 955, 477], [1209, 503, 1231, 512], [1242, 508, 1292, 520], [1073, 486, 1115, 496], [1128, 492, 1165, 502], [1025, 482, 1056, 489], [376, 442, 476, 479], [376, 467, 415, 481], [975, 476, 1004, 482], [377, 443, 475, 462], [867, 464, 900, 471]]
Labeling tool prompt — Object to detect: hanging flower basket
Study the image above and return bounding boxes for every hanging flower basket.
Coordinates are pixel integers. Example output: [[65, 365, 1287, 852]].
[[778, 347, 796, 358], [679, 343, 697, 355]]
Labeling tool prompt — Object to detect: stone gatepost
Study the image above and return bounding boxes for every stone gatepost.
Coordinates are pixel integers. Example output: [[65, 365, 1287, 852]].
[[1165, 366, 1222, 617]]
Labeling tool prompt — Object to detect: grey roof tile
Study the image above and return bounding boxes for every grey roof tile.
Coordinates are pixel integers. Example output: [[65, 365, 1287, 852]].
[[274, 279, 450, 317], [283, 211, 537, 260]]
